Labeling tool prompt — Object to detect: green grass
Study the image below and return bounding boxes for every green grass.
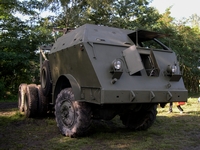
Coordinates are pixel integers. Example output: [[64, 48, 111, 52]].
[[0, 110, 24, 126], [1, 96, 200, 150]]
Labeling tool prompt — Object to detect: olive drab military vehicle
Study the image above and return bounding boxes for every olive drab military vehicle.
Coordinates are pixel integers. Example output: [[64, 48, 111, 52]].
[[18, 24, 188, 137]]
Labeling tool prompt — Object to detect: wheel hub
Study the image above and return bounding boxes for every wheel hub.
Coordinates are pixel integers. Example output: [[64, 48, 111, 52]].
[[60, 100, 75, 128]]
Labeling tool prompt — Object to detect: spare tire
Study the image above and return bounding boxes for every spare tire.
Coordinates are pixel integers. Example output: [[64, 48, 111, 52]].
[[41, 60, 52, 97]]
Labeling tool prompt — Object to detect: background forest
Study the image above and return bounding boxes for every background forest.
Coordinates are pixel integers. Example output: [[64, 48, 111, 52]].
[[0, 0, 200, 99]]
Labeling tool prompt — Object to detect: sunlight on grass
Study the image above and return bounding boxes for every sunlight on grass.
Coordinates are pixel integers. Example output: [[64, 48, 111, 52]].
[[0, 108, 18, 117], [0, 110, 24, 126], [157, 96, 200, 116]]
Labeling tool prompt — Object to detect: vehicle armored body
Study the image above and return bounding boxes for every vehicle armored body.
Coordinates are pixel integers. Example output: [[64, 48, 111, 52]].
[[18, 24, 188, 137]]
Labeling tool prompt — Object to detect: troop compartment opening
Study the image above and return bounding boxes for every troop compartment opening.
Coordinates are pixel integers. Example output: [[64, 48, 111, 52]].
[[140, 52, 160, 77]]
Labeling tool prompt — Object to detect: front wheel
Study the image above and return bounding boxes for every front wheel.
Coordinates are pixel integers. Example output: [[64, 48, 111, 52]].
[[55, 88, 92, 137], [120, 104, 157, 130]]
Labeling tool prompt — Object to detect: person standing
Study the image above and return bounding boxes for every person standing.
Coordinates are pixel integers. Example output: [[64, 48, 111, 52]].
[[168, 102, 184, 114]]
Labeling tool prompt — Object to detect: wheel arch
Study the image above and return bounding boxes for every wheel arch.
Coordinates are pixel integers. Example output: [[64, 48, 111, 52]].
[[53, 74, 81, 104]]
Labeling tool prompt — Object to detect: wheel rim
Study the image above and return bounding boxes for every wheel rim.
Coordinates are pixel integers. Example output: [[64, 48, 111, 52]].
[[60, 100, 75, 128]]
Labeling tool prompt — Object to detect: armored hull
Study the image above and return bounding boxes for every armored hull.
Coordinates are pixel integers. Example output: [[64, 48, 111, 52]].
[[48, 24, 187, 105]]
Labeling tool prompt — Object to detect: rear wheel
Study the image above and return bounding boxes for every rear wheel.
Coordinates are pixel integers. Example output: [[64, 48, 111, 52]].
[[37, 85, 49, 116], [55, 88, 92, 137], [24, 84, 38, 118], [18, 83, 27, 112], [120, 104, 157, 130]]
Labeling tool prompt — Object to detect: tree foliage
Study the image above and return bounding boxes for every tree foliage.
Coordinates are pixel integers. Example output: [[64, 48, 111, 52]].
[[0, 0, 54, 99], [43, 0, 160, 29], [153, 8, 200, 92]]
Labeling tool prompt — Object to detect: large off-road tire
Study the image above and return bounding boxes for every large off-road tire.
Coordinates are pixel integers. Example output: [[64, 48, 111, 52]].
[[18, 83, 27, 112], [120, 104, 157, 130], [55, 88, 92, 137], [37, 85, 48, 116], [24, 84, 38, 118], [41, 60, 52, 97]]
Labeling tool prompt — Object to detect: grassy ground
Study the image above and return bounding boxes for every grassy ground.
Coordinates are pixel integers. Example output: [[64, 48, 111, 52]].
[[0, 95, 200, 150]]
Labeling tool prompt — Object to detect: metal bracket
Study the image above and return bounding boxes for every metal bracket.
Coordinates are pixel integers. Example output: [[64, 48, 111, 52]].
[[167, 91, 172, 101], [88, 42, 96, 59], [150, 91, 155, 101], [130, 91, 136, 102]]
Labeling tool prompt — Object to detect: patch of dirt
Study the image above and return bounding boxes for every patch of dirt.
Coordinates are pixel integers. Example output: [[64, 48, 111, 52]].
[[0, 101, 17, 110], [0, 101, 60, 150], [0, 102, 18, 116]]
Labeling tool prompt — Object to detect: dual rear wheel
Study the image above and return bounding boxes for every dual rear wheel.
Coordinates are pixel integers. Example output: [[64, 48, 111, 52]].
[[18, 84, 48, 118], [18, 83, 27, 112], [18, 60, 52, 117]]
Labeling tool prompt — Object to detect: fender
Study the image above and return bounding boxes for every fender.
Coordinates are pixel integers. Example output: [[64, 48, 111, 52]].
[[54, 74, 81, 103]]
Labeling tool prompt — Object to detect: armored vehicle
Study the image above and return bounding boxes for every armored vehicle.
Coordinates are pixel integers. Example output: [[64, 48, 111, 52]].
[[18, 24, 188, 137]]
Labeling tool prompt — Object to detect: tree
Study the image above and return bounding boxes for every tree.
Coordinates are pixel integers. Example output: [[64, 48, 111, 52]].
[[0, 0, 54, 99], [175, 24, 200, 92], [43, 0, 160, 29], [190, 14, 200, 29], [155, 7, 200, 92]]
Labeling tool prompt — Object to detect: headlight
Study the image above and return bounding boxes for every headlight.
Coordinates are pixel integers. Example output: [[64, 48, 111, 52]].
[[110, 59, 123, 84], [112, 59, 123, 70], [167, 64, 177, 74], [166, 64, 182, 81], [171, 65, 177, 73]]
